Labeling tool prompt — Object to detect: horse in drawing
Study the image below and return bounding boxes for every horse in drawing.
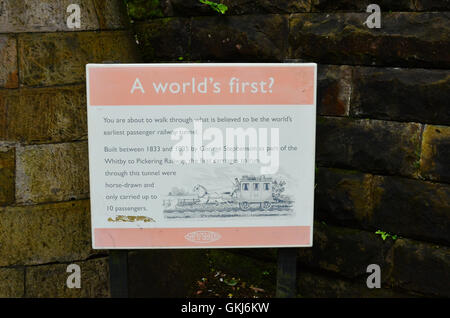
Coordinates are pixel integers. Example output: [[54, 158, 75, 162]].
[[193, 184, 232, 205]]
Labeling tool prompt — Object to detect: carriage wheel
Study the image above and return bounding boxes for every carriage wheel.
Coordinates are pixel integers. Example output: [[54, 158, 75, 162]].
[[262, 201, 272, 210], [239, 202, 250, 211]]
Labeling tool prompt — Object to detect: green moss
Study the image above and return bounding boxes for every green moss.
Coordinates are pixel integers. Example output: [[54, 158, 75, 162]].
[[198, 0, 228, 14], [125, 0, 164, 20]]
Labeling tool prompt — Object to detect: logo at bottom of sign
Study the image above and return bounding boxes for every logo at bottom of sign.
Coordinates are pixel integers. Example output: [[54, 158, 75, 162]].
[[185, 231, 222, 243]]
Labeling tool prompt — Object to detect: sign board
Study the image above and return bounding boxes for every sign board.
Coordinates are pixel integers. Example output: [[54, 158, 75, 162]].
[[87, 63, 316, 249]]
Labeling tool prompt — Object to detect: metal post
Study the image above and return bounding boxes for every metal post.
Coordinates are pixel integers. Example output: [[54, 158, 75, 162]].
[[109, 250, 129, 298], [276, 248, 297, 298]]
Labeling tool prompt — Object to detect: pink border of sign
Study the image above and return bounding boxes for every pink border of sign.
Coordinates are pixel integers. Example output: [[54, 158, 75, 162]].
[[94, 226, 311, 248]]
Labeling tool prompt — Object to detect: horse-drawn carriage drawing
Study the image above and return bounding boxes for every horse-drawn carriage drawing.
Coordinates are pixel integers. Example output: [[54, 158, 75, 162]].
[[162, 175, 294, 217]]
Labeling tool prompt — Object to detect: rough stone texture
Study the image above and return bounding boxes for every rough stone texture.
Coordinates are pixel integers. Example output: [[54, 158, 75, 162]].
[[315, 167, 373, 228], [0, 267, 24, 297], [0, 0, 99, 32], [125, 0, 172, 20], [289, 13, 450, 68], [16, 142, 89, 204], [18, 31, 139, 87], [297, 271, 412, 298], [315, 168, 450, 245], [317, 65, 351, 116], [128, 249, 209, 297], [93, 0, 130, 30], [414, 0, 450, 11], [173, 0, 310, 16], [310, 0, 417, 12], [297, 223, 394, 280], [351, 67, 450, 126], [389, 239, 450, 297], [25, 258, 109, 298], [191, 15, 288, 61], [0, 200, 93, 266], [0, 35, 18, 88], [0, 85, 87, 144], [0, 147, 14, 206], [125, 0, 450, 18], [372, 175, 450, 245], [134, 18, 190, 61], [420, 125, 450, 183], [316, 117, 422, 177], [126, 0, 310, 19]]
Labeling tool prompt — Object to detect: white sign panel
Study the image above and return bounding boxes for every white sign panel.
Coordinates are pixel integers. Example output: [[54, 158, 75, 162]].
[[87, 63, 316, 249]]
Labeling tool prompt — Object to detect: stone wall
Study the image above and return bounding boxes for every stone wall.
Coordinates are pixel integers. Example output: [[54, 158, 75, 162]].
[[0, 0, 140, 297], [127, 0, 450, 297], [1, 0, 448, 298]]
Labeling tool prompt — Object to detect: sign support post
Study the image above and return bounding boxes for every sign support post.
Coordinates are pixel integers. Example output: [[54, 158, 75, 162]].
[[275, 248, 298, 297], [108, 250, 129, 298]]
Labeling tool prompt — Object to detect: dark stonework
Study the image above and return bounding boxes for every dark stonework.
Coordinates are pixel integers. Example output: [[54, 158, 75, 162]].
[[310, 0, 415, 12], [420, 125, 450, 183], [390, 239, 450, 297], [414, 0, 450, 11], [297, 271, 412, 298], [315, 167, 450, 246], [316, 117, 422, 177], [142, 0, 310, 17], [297, 223, 394, 280], [134, 18, 190, 61], [128, 250, 209, 297], [191, 15, 288, 61], [289, 13, 450, 68], [315, 167, 372, 228], [351, 67, 450, 126], [372, 175, 450, 246], [317, 65, 351, 116]]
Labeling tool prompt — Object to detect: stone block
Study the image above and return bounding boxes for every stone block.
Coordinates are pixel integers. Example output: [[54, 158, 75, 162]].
[[191, 15, 288, 61], [389, 239, 450, 297], [317, 65, 351, 116], [16, 142, 89, 204], [0, 85, 87, 144], [0, 147, 14, 206], [420, 125, 450, 183], [316, 117, 422, 177], [289, 13, 450, 68], [0, 267, 24, 297], [351, 67, 450, 125], [297, 223, 394, 280], [25, 257, 109, 297], [0, 35, 18, 88], [134, 18, 190, 61], [0, 0, 99, 33], [19, 31, 139, 86], [0, 200, 93, 266]]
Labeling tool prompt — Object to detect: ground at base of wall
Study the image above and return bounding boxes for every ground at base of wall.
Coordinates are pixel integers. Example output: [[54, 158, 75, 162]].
[[187, 251, 275, 298]]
